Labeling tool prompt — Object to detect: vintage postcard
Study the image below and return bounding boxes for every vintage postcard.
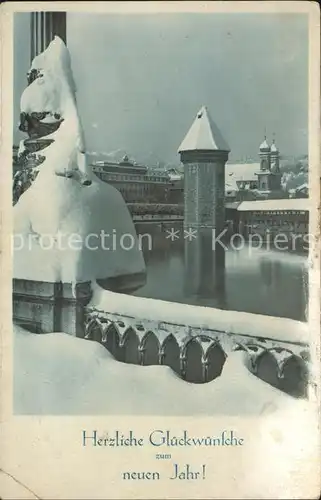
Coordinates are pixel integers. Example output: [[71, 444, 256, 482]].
[[0, 1, 320, 498]]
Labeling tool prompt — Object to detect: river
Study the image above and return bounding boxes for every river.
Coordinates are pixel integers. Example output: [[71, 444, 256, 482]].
[[133, 223, 308, 322]]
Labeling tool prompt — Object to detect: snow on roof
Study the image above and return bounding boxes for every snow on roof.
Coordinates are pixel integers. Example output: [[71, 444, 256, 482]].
[[178, 106, 230, 153], [225, 201, 242, 209], [296, 183, 309, 191], [237, 198, 311, 212], [225, 162, 259, 190], [271, 141, 279, 154], [167, 173, 183, 181]]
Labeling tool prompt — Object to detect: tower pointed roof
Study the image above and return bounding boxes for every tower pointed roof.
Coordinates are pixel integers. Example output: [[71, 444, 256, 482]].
[[178, 106, 230, 153]]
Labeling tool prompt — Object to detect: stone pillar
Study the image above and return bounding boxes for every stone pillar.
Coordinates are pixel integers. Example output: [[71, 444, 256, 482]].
[[30, 11, 67, 61], [13, 280, 92, 337]]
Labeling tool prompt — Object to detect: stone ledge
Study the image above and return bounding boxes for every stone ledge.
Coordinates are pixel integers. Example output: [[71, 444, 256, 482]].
[[13, 278, 93, 336]]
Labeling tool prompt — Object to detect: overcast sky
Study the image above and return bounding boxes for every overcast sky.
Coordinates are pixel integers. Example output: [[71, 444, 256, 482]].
[[14, 12, 308, 163]]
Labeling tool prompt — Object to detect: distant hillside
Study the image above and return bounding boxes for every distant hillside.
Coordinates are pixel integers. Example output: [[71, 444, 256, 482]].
[[87, 149, 138, 164], [279, 156, 308, 192], [280, 155, 308, 174]]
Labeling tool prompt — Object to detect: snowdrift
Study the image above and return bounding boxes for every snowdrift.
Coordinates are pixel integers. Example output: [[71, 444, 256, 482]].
[[14, 324, 306, 416]]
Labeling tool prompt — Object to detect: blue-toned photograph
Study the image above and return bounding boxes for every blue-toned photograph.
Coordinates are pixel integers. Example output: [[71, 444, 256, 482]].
[[12, 10, 312, 415]]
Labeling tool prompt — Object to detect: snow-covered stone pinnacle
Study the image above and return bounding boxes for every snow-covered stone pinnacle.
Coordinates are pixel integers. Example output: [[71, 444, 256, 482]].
[[14, 37, 146, 289]]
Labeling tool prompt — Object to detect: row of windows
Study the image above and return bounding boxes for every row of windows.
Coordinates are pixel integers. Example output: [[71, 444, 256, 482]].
[[245, 220, 308, 228], [245, 215, 308, 222], [236, 182, 258, 189], [244, 218, 307, 225], [97, 172, 169, 183], [118, 185, 155, 194], [249, 210, 307, 216]]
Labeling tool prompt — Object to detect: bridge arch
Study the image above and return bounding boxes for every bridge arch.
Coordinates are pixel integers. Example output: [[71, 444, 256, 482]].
[[105, 323, 122, 361], [161, 334, 180, 375], [141, 331, 160, 366], [182, 338, 204, 383], [121, 328, 140, 365], [85, 317, 105, 343], [279, 354, 309, 398], [204, 341, 226, 382], [255, 350, 279, 389]]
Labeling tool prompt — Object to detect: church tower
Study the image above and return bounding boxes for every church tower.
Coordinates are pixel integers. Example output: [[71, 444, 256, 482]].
[[270, 136, 282, 191], [257, 135, 271, 191], [270, 137, 280, 172], [256, 134, 282, 194], [259, 136, 271, 171]]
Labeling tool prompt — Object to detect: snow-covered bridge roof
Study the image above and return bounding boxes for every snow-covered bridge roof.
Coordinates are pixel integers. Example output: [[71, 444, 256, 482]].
[[237, 198, 310, 212]]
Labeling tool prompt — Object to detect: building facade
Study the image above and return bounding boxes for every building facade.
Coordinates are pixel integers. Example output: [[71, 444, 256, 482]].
[[89, 135, 284, 206], [91, 155, 181, 204], [225, 136, 283, 202]]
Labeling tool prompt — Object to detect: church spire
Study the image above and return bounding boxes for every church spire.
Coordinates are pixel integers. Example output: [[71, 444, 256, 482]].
[[259, 128, 270, 152]]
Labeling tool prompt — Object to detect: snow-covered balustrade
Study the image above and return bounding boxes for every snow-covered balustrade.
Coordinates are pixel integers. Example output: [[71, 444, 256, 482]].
[[84, 285, 310, 398]]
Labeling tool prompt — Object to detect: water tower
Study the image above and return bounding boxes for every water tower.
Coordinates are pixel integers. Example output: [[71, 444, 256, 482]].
[[178, 106, 230, 298]]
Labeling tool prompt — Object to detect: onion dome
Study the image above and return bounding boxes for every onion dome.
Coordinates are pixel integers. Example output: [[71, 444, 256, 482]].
[[270, 139, 279, 155]]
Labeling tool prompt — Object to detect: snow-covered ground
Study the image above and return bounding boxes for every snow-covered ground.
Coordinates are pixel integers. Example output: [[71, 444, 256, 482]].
[[14, 324, 309, 416]]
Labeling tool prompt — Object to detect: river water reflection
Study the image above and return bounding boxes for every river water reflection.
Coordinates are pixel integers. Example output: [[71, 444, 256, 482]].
[[133, 223, 308, 322]]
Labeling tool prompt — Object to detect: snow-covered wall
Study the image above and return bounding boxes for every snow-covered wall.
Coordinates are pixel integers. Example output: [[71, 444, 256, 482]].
[[14, 324, 307, 415]]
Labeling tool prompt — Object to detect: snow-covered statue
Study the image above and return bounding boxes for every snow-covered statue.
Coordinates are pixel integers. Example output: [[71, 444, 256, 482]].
[[14, 36, 146, 292]]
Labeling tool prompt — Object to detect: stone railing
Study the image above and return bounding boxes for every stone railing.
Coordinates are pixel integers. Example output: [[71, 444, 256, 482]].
[[84, 305, 310, 398]]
